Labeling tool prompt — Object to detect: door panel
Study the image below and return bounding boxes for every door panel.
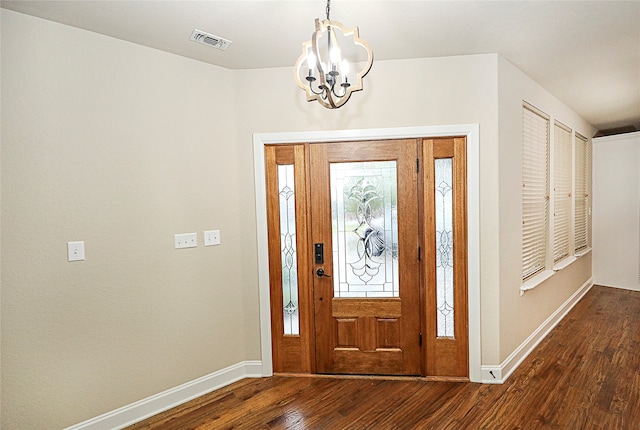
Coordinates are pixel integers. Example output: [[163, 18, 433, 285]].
[[310, 140, 421, 375], [265, 144, 314, 373], [422, 137, 469, 377]]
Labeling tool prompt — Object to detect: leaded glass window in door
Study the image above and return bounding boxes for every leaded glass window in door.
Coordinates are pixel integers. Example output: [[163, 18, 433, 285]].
[[330, 161, 399, 298], [435, 158, 454, 338], [278, 164, 299, 335]]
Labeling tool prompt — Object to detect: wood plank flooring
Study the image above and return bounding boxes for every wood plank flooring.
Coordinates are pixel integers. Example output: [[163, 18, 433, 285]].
[[127, 285, 640, 429]]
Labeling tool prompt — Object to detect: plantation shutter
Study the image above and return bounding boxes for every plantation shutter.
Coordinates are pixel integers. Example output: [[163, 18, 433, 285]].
[[553, 122, 572, 262], [574, 133, 589, 251], [522, 104, 550, 280]]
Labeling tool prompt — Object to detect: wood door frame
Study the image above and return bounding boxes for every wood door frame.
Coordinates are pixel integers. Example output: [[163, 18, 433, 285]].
[[254, 125, 482, 382]]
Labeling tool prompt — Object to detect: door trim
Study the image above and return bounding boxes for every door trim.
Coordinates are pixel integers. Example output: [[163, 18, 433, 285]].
[[253, 125, 481, 382]]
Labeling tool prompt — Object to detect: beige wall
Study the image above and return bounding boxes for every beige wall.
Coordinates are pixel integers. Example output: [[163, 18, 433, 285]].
[[1, 9, 594, 430], [1, 10, 254, 429], [497, 57, 595, 361]]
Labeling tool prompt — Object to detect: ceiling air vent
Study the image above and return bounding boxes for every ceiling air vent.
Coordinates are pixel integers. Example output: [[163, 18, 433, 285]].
[[189, 29, 232, 51]]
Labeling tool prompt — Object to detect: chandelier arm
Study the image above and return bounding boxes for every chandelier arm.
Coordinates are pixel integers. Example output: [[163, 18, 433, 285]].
[[310, 87, 324, 96], [331, 84, 347, 98], [308, 80, 325, 96]]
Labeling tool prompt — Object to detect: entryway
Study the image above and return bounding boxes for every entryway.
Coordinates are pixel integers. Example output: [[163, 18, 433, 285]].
[[254, 125, 481, 381], [264, 136, 467, 378]]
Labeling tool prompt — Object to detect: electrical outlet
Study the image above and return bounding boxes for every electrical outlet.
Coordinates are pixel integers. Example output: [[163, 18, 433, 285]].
[[174, 233, 198, 249], [67, 241, 85, 261], [204, 230, 221, 246]]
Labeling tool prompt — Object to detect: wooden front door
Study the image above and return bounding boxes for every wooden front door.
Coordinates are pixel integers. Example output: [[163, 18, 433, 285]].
[[310, 140, 421, 375], [265, 137, 468, 378]]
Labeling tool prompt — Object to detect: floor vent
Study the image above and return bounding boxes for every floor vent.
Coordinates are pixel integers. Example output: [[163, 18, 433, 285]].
[[189, 29, 232, 51]]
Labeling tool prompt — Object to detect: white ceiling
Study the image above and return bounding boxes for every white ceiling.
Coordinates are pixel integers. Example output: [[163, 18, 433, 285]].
[[2, 0, 639, 131]]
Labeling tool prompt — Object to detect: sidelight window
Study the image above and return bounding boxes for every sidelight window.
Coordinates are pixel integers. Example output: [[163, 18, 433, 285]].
[[278, 164, 300, 335]]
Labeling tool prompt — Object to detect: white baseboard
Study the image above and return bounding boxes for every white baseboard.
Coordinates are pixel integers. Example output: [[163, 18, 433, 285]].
[[481, 278, 593, 384], [64, 279, 595, 427], [480, 365, 503, 384], [64, 360, 263, 430]]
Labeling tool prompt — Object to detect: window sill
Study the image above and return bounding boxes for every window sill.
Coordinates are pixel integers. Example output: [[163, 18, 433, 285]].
[[521, 248, 591, 295], [575, 247, 592, 258], [521, 269, 555, 294], [553, 256, 577, 271]]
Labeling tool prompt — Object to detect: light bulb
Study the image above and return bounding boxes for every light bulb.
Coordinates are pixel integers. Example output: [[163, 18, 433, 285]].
[[341, 60, 349, 76], [330, 47, 341, 65], [307, 52, 316, 70]]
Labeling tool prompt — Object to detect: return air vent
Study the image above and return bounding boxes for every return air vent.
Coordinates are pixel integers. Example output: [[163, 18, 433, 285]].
[[189, 29, 232, 51]]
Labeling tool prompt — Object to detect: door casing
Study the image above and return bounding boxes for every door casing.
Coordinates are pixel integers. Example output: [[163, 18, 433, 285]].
[[254, 125, 482, 382]]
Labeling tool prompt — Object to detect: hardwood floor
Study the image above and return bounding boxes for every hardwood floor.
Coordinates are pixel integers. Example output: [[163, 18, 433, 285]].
[[127, 285, 640, 429]]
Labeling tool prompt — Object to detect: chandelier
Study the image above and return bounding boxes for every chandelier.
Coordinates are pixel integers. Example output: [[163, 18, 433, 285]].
[[294, 0, 374, 109]]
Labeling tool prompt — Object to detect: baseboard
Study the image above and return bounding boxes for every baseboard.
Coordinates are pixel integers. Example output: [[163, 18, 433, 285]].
[[481, 278, 593, 384], [480, 365, 503, 384], [64, 360, 263, 430], [62, 279, 595, 426]]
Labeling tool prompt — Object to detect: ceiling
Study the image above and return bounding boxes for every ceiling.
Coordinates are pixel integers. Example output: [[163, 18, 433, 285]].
[[2, 0, 639, 131]]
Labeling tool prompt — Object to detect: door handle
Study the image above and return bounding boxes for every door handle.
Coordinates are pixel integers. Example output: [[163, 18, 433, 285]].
[[316, 268, 331, 278]]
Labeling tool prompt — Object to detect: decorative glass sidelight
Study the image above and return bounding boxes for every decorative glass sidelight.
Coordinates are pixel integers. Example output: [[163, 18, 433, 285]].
[[330, 161, 399, 298], [435, 158, 455, 337], [278, 165, 299, 335]]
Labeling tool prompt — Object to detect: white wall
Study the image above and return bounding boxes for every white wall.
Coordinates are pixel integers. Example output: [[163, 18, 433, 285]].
[[593, 132, 640, 291]]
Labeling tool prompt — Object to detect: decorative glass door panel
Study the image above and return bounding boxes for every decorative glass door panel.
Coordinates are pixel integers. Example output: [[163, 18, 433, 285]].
[[278, 164, 300, 335], [423, 137, 468, 377], [434, 158, 454, 338], [311, 140, 421, 376], [330, 161, 399, 298]]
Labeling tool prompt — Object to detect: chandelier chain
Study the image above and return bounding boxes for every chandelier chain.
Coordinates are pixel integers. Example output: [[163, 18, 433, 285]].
[[326, 0, 331, 20]]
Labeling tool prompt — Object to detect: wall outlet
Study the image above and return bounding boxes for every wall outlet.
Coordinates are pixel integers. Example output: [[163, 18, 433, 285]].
[[204, 230, 221, 246], [174, 233, 198, 249]]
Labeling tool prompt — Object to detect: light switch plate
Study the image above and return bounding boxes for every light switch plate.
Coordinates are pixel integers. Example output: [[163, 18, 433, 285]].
[[204, 230, 221, 246], [68, 241, 85, 261], [175, 233, 198, 249]]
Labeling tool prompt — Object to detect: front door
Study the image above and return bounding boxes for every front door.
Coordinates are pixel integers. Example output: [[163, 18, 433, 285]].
[[310, 140, 421, 375], [265, 137, 468, 378]]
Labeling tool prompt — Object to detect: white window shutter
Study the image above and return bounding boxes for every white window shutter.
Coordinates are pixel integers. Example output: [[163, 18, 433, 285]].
[[574, 133, 589, 251], [522, 104, 550, 280], [553, 122, 572, 262]]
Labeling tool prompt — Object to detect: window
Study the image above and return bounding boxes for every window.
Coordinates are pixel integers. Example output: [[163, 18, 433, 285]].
[[574, 133, 589, 252], [522, 102, 592, 289], [553, 122, 572, 263], [522, 104, 550, 281]]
